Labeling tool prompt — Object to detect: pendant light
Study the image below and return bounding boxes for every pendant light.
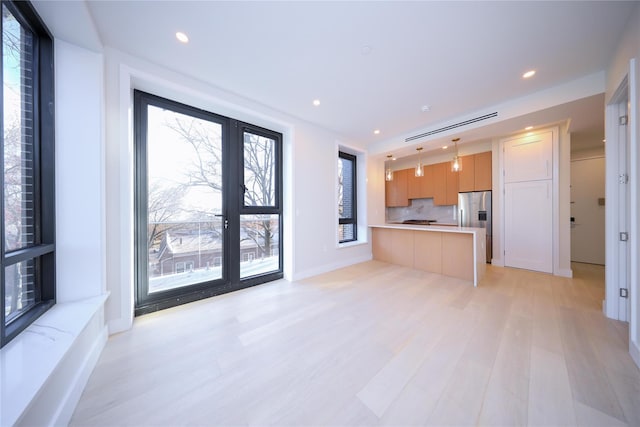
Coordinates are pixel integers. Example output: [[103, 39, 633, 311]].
[[415, 147, 424, 177], [385, 154, 394, 181], [451, 138, 462, 172]]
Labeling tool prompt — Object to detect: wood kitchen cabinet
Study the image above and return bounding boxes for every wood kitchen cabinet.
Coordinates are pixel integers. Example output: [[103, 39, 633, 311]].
[[458, 151, 492, 192], [445, 165, 459, 205], [458, 155, 476, 192], [406, 167, 420, 199], [388, 151, 492, 208], [432, 162, 447, 205], [385, 168, 409, 207], [407, 164, 435, 199], [433, 161, 459, 206], [371, 225, 485, 284], [372, 227, 414, 268], [474, 151, 492, 191]]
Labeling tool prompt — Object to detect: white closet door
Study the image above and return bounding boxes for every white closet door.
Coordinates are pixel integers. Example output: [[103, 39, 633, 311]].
[[505, 180, 553, 273], [504, 130, 553, 183]]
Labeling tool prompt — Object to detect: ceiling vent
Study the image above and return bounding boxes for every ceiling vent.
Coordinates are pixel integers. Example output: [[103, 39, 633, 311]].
[[405, 112, 498, 143]]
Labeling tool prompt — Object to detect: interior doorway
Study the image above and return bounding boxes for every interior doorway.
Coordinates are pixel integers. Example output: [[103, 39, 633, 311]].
[[570, 155, 605, 265]]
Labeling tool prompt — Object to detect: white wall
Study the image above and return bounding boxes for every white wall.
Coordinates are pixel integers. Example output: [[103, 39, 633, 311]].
[[103, 49, 373, 334], [56, 40, 106, 301], [1, 40, 108, 427], [558, 125, 573, 277], [367, 154, 386, 225], [572, 146, 605, 160], [604, 2, 640, 367]]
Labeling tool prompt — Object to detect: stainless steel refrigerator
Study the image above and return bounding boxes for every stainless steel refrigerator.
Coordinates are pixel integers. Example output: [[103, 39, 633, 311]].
[[458, 191, 492, 263]]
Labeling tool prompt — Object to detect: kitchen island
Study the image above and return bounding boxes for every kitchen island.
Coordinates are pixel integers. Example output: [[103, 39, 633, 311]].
[[369, 224, 486, 286]]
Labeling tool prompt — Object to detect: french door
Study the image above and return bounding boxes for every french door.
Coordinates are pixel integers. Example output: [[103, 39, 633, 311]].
[[134, 91, 282, 315]]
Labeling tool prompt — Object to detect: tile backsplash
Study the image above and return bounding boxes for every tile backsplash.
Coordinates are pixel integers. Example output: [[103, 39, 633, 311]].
[[386, 198, 458, 224]]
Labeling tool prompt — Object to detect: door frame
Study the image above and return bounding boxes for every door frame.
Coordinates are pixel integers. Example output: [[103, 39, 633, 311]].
[[630, 57, 640, 369], [132, 90, 284, 316], [604, 58, 639, 369], [604, 80, 630, 322]]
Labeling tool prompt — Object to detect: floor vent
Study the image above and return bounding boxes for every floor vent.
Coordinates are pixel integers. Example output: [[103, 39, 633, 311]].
[[405, 112, 498, 142]]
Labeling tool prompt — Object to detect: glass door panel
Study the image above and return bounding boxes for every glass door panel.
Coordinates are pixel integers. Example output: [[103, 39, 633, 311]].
[[240, 128, 282, 281], [144, 104, 224, 295], [135, 93, 283, 314], [243, 131, 276, 207], [240, 214, 280, 279]]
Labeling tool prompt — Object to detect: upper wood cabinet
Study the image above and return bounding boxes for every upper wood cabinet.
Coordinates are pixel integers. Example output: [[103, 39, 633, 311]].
[[385, 168, 410, 207], [407, 164, 435, 200], [445, 165, 459, 205], [386, 152, 490, 208], [433, 162, 458, 206], [474, 151, 492, 191], [432, 162, 447, 205], [458, 151, 492, 192], [458, 155, 476, 192], [407, 167, 420, 199]]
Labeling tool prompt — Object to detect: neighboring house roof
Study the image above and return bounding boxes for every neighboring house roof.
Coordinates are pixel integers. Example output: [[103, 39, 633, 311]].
[[157, 228, 279, 259]]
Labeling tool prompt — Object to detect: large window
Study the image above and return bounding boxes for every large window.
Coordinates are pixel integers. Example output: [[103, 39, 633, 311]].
[[134, 92, 282, 314], [338, 151, 357, 243], [1, 0, 55, 348]]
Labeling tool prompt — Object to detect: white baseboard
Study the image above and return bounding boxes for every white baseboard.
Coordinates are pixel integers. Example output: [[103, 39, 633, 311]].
[[491, 257, 504, 267], [292, 254, 373, 281], [108, 316, 133, 335], [555, 268, 573, 278], [631, 340, 640, 370]]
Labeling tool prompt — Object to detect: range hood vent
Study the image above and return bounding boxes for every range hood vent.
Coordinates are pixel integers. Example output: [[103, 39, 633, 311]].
[[405, 112, 498, 143]]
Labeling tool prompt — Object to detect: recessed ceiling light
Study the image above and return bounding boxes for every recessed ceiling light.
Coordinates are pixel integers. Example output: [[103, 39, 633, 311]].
[[525, 126, 533, 130], [312, 99, 320, 106], [522, 70, 536, 79], [442, 145, 448, 150], [361, 45, 372, 55], [374, 129, 380, 135], [175, 32, 189, 43], [421, 105, 431, 112]]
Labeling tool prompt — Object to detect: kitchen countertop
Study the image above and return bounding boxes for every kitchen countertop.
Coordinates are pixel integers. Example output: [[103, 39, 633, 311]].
[[370, 223, 485, 235]]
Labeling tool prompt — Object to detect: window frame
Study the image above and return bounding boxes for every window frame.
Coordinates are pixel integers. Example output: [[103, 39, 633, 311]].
[[133, 91, 283, 315], [236, 123, 283, 284], [338, 151, 357, 244], [239, 125, 283, 214], [0, 0, 55, 348]]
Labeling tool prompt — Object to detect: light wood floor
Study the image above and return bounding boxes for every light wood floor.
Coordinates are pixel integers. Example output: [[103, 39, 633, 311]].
[[70, 261, 640, 426]]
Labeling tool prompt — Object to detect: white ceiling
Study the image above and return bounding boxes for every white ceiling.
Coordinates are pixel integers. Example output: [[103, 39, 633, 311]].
[[35, 1, 635, 153]]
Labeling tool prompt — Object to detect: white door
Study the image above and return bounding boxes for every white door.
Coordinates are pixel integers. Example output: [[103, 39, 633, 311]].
[[505, 180, 553, 273], [504, 130, 553, 183], [570, 157, 605, 264]]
